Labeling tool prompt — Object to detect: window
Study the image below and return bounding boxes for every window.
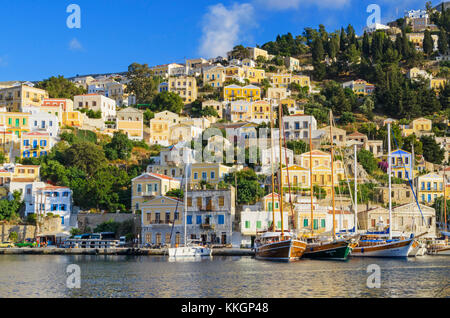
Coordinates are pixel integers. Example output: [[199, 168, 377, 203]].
[[194, 172, 198, 180], [321, 219, 326, 228], [187, 215, 192, 224], [219, 196, 224, 206], [196, 215, 202, 224], [137, 184, 142, 192], [187, 197, 192, 206], [256, 221, 262, 229], [210, 171, 215, 180], [218, 215, 224, 225], [202, 172, 207, 180], [245, 221, 250, 229]]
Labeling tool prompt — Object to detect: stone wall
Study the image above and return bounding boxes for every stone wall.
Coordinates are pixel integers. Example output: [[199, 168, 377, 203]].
[[77, 213, 141, 235], [0, 223, 36, 242]]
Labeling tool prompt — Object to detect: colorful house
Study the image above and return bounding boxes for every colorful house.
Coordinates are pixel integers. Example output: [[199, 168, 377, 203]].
[[416, 173, 445, 205], [190, 163, 234, 187], [388, 149, 413, 180], [223, 85, 261, 102], [20, 131, 52, 158]]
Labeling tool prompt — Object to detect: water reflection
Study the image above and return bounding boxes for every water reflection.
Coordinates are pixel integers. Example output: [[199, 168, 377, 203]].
[[0, 255, 448, 298]]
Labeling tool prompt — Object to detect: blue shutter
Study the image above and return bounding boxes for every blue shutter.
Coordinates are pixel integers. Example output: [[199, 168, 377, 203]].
[[218, 215, 224, 225], [187, 215, 192, 224], [196, 215, 202, 224]]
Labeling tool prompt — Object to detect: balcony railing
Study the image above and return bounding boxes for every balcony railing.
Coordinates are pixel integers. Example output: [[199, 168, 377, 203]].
[[200, 223, 215, 230]]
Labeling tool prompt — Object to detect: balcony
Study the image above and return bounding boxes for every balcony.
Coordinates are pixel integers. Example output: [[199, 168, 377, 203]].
[[200, 223, 215, 230]]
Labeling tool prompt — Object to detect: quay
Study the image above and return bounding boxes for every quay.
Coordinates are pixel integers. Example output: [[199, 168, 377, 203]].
[[0, 247, 255, 256]]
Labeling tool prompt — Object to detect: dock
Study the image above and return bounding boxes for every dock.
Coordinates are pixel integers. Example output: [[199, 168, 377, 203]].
[[0, 247, 255, 256]]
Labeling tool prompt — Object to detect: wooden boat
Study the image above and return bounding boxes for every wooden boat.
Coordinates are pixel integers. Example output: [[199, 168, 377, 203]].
[[352, 236, 415, 257], [303, 237, 353, 260], [302, 111, 352, 260], [254, 232, 307, 262], [427, 239, 450, 256], [254, 101, 307, 262]]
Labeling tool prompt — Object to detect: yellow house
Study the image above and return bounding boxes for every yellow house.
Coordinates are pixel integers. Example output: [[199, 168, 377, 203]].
[[223, 85, 261, 102], [430, 78, 448, 91], [417, 173, 444, 205], [62, 111, 84, 128], [281, 165, 310, 189], [281, 98, 303, 115], [131, 172, 181, 212], [268, 73, 292, 88], [141, 196, 183, 227], [0, 84, 49, 112], [168, 76, 198, 104], [116, 107, 143, 141], [401, 117, 433, 137], [251, 100, 272, 122], [243, 67, 266, 84], [263, 192, 281, 212], [203, 65, 226, 88], [149, 111, 180, 146], [20, 131, 51, 158], [190, 163, 234, 187], [140, 196, 184, 245], [292, 75, 311, 91], [297, 150, 345, 196], [0, 112, 30, 138]]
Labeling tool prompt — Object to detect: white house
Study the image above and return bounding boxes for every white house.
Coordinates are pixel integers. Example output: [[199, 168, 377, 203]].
[[74, 94, 116, 121], [260, 146, 294, 174], [28, 112, 59, 137], [25, 184, 74, 231], [283, 114, 317, 141]]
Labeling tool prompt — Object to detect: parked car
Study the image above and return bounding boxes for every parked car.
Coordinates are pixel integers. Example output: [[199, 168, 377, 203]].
[[15, 239, 37, 248], [0, 241, 14, 248]]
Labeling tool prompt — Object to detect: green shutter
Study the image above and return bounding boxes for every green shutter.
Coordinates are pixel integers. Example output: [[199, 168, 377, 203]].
[[321, 219, 326, 228], [303, 219, 308, 227], [245, 221, 250, 229], [314, 219, 318, 230], [268, 202, 272, 211], [256, 221, 262, 229], [277, 221, 281, 229]]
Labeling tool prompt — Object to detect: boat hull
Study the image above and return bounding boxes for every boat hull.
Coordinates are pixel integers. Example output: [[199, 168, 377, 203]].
[[303, 240, 351, 260], [352, 239, 414, 258], [428, 247, 450, 256], [168, 246, 212, 257], [255, 239, 306, 262]]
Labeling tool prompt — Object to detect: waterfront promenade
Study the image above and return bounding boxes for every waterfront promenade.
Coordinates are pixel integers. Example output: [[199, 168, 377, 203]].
[[0, 247, 254, 256]]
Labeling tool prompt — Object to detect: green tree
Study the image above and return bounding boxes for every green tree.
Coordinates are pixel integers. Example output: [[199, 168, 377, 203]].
[[224, 169, 264, 205], [286, 140, 309, 155], [64, 141, 107, 177], [8, 231, 18, 243], [420, 135, 445, 164], [152, 91, 184, 114], [126, 63, 160, 105], [357, 149, 379, 175], [104, 131, 134, 160], [165, 188, 184, 199], [438, 28, 448, 54], [423, 29, 434, 56], [36, 76, 86, 99]]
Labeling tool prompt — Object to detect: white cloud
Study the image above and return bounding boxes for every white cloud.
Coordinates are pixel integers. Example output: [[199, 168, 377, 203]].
[[69, 38, 83, 51], [199, 3, 256, 58], [254, 0, 351, 10]]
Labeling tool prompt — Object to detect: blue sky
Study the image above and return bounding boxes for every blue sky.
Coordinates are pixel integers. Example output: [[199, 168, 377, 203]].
[[0, 0, 429, 81]]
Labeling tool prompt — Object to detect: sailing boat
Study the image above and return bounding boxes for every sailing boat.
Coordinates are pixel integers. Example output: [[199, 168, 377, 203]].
[[254, 101, 307, 262], [168, 161, 212, 258], [302, 111, 353, 260], [351, 121, 415, 257]]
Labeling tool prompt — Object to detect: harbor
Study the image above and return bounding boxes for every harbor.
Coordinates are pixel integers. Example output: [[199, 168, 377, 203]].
[[0, 254, 448, 298]]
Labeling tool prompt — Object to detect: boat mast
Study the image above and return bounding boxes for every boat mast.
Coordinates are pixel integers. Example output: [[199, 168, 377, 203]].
[[309, 117, 314, 236], [270, 102, 276, 232], [444, 167, 447, 234], [278, 103, 284, 239], [184, 157, 190, 246], [330, 111, 336, 240], [388, 122, 392, 240], [354, 143, 358, 233]]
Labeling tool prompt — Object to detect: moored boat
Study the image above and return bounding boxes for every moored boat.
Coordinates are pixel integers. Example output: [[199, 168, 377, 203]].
[[303, 238, 352, 260], [352, 236, 415, 257], [254, 232, 307, 262], [168, 240, 212, 257], [427, 239, 450, 256]]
